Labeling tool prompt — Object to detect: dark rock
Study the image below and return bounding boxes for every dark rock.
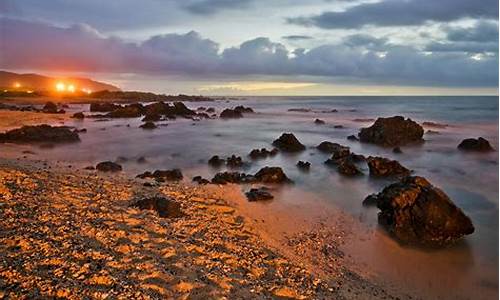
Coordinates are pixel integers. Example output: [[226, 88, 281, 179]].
[[359, 116, 424, 146], [220, 108, 243, 119], [84, 166, 95, 170], [317, 141, 350, 159], [172, 102, 196, 116], [106, 105, 143, 118], [334, 125, 344, 129], [457, 137, 494, 152], [426, 130, 440, 135], [254, 167, 292, 184], [140, 122, 157, 130], [347, 135, 359, 141], [296, 161, 311, 171], [96, 161, 122, 172], [246, 187, 274, 202], [211, 172, 255, 184], [0, 125, 80, 143], [288, 108, 311, 112], [314, 119, 325, 125], [208, 155, 225, 167], [367, 156, 410, 177], [337, 159, 362, 176], [72, 112, 85, 119], [371, 176, 474, 246], [42, 101, 59, 113], [393, 147, 403, 154], [137, 156, 147, 163], [137, 169, 183, 182], [142, 114, 161, 122], [130, 196, 184, 218], [144, 101, 170, 116], [362, 194, 378, 206], [197, 107, 206, 111], [272, 133, 305, 152], [234, 105, 254, 113], [90, 102, 121, 112], [249, 148, 277, 159], [206, 107, 215, 113], [192, 176, 210, 185], [226, 155, 244, 168]]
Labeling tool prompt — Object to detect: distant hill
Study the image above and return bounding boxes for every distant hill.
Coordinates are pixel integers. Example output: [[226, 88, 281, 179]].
[[0, 71, 120, 93]]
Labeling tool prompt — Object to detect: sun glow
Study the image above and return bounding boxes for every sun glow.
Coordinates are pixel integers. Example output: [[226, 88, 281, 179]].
[[13, 82, 21, 88], [67, 84, 75, 93], [56, 82, 66, 92]]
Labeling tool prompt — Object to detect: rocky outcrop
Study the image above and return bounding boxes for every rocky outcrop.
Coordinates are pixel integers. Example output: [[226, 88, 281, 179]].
[[337, 159, 362, 176], [226, 155, 244, 168], [130, 196, 184, 218], [0, 125, 80, 143], [246, 187, 274, 202], [234, 106, 254, 113], [220, 109, 243, 119], [42, 102, 64, 114], [249, 148, 278, 159], [359, 116, 424, 146], [367, 176, 474, 246], [457, 137, 494, 152], [90, 102, 121, 112], [136, 169, 183, 182], [192, 176, 210, 185], [208, 155, 225, 167], [254, 167, 292, 184], [316, 142, 350, 159], [366, 156, 410, 177], [96, 161, 122, 172], [211, 172, 255, 184], [272, 133, 305, 152]]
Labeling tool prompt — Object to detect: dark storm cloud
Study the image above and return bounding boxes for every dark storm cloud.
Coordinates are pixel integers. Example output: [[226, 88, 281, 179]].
[[282, 35, 314, 41], [287, 0, 499, 29], [184, 0, 253, 15], [1, 18, 497, 87]]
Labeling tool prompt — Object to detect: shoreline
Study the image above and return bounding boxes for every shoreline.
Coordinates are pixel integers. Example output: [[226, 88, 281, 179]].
[[0, 158, 406, 299]]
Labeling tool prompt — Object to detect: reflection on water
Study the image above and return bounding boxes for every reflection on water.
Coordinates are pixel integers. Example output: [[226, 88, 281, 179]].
[[2, 96, 498, 299]]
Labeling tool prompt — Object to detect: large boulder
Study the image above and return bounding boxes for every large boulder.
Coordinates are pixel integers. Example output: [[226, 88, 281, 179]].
[[172, 102, 196, 116], [272, 133, 305, 152], [337, 159, 362, 176], [457, 137, 494, 152], [130, 196, 184, 218], [0, 125, 80, 143], [316, 141, 350, 159], [234, 105, 254, 113], [246, 187, 274, 202], [369, 176, 474, 246], [359, 116, 424, 146], [254, 167, 292, 184], [367, 156, 410, 177]]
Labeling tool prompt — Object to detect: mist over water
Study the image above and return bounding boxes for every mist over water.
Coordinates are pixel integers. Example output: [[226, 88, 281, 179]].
[[3, 96, 498, 299]]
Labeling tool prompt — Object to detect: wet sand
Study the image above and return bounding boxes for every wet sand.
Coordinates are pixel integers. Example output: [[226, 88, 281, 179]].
[[0, 110, 70, 130]]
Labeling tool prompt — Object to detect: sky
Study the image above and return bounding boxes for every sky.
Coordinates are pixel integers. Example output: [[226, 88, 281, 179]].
[[0, 0, 498, 95]]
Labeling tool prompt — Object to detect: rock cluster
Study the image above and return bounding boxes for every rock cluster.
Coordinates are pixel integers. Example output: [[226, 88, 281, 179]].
[[136, 169, 183, 182], [0, 125, 80, 143]]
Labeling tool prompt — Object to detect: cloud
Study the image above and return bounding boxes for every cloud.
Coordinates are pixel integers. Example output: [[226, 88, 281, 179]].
[[0, 18, 497, 87], [282, 35, 314, 41], [445, 20, 499, 43], [183, 0, 253, 15], [287, 0, 498, 29]]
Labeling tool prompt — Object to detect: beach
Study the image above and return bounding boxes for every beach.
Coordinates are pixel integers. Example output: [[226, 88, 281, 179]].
[[0, 95, 498, 299]]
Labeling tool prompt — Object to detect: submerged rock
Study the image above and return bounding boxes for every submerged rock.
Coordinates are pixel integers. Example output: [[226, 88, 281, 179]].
[[226, 155, 244, 168], [72, 112, 85, 119], [367, 156, 410, 177], [234, 105, 254, 113], [337, 159, 362, 176], [272, 133, 305, 152], [254, 167, 292, 184], [347, 135, 359, 141], [139, 121, 157, 130], [392, 147, 403, 154], [246, 187, 274, 202], [249, 148, 278, 159], [208, 155, 225, 167], [96, 161, 122, 172], [359, 116, 424, 146], [42, 101, 62, 114], [296, 160, 311, 171], [0, 125, 80, 143], [316, 141, 350, 159], [369, 176, 474, 246], [220, 108, 243, 119], [457, 137, 494, 152], [130, 196, 184, 218], [314, 118, 325, 125], [90, 102, 121, 112]]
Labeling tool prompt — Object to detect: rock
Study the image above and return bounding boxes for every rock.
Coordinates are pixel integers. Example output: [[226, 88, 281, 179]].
[[226, 155, 244, 168], [337, 159, 362, 176], [90, 102, 121, 112], [142, 114, 161, 122], [371, 176, 474, 246], [192, 176, 210, 185], [254, 167, 292, 184], [249, 148, 278, 159], [206, 107, 215, 113], [130, 196, 184, 218], [106, 105, 143, 118], [347, 135, 359, 141], [314, 119, 325, 125], [139, 122, 157, 130], [272, 133, 305, 152], [288, 108, 311, 112], [367, 156, 410, 177], [96, 161, 122, 172], [316, 142, 350, 159], [362, 194, 378, 206], [457, 137, 494, 152], [234, 105, 254, 113], [208, 155, 225, 167], [172, 102, 196, 116], [211, 172, 255, 184], [137, 156, 147, 163], [334, 125, 344, 129], [220, 108, 243, 119], [296, 161, 310, 171], [42, 101, 59, 113], [393, 147, 403, 154], [137, 169, 183, 182], [72, 112, 85, 119], [246, 187, 274, 202], [359, 116, 424, 146], [0, 125, 80, 143], [426, 130, 440, 135]]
